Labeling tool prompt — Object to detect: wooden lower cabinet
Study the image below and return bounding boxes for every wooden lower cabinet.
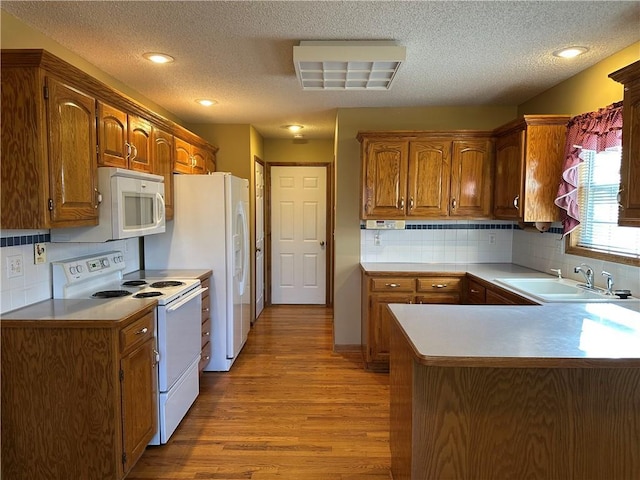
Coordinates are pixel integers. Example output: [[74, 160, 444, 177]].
[[361, 271, 463, 370], [199, 274, 212, 373], [1, 305, 158, 480], [465, 274, 537, 305]]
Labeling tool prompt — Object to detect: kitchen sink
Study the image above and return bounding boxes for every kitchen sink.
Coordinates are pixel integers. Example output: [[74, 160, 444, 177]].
[[494, 277, 627, 303]]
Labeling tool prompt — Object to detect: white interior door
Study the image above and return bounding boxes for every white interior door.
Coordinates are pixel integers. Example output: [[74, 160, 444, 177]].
[[271, 166, 326, 304], [255, 160, 265, 319]]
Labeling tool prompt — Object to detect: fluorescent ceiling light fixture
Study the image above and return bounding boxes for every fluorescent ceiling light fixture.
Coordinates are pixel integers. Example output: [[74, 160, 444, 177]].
[[293, 40, 405, 90], [284, 124, 304, 132], [143, 52, 175, 64], [196, 99, 216, 107], [553, 46, 589, 58]]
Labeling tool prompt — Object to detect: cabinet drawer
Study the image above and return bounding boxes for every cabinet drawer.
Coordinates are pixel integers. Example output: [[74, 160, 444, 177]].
[[467, 279, 486, 304], [370, 277, 415, 292], [201, 318, 211, 347], [416, 293, 460, 304], [416, 277, 461, 293], [120, 311, 154, 353]]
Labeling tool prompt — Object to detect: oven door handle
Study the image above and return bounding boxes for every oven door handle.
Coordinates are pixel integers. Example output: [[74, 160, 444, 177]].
[[166, 287, 208, 312]]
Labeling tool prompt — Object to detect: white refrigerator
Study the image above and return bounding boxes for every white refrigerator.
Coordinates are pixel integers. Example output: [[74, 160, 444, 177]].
[[145, 172, 250, 371]]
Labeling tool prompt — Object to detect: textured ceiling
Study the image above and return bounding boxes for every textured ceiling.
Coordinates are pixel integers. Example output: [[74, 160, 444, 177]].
[[2, 1, 639, 139]]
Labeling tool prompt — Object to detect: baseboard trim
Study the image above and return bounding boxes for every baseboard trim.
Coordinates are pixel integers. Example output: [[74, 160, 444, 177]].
[[333, 344, 361, 353]]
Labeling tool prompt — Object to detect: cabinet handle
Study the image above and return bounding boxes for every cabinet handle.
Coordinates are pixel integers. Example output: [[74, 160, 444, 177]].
[[431, 284, 448, 288], [617, 188, 624, 210], [385, 283, 400, 288], [451, 198, 457, 209], [125, 142, 131, 160], [130, 144, 138, 161], [470, 289, 480, 294], [398, 197, 405, 209], [94, 188, 101, 208], [409, 197, 414, 210], [203, 331, 210, 337], [513, 195, 519, 209], [203, 355, 210, 361], [203, 307, 210, 312], [153, 348, 160, 367], [135, 327, 148, 335]]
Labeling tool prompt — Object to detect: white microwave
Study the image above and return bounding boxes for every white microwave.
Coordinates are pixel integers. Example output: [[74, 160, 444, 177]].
[[51, 167, 166, 242]]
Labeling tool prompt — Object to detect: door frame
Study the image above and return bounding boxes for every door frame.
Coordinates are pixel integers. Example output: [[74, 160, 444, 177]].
[[265, 162, 334, 307]]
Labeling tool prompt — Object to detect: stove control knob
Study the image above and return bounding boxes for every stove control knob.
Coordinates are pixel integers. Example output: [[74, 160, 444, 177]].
[[77, 265, 84, 273], [101, 259, 109, 267], [70, 266, 77, 274]]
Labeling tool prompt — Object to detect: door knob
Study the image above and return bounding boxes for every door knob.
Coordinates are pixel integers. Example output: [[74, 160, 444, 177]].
[[320, 241, 325, 246], [256, 247, 261, 253]]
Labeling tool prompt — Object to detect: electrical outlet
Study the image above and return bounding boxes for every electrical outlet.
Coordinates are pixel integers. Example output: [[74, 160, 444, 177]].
[[489, 234, 496, 245], [7, 254, 23, 278], [374, 233, 381, 246], [34, 243, 47, 264]]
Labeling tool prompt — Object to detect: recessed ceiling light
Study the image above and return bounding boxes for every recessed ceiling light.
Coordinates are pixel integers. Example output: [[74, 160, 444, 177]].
[[294, 134, 304, 139], [284, 124, 304, 132], [143, 52, 175, 64], [553, 46, 589, 59], [196, 99, 216, 107]]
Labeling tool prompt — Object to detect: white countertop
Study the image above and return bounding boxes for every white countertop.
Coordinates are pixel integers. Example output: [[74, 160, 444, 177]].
[[1, 298, 158, 324], [390, 302, 640, 367]]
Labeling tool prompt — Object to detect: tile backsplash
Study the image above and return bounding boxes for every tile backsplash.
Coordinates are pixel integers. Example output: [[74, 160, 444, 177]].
[[0, 229, 141, 314], [361, 219, 640, 296]]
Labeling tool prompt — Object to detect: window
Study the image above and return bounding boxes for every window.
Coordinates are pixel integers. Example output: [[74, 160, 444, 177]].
[[567, 148, 640, 266]]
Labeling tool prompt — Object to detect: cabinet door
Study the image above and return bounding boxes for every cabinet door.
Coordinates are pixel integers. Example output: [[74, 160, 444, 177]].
[[450, 139, 493, 217], [369, 293, 414, 363], [97, 102, 128, 168], [152, 127, 174, 220], [408, 140, 451, 217], [46, 76, 98, 226], [618, 76, 640, 226], [120, 339, 157, 475], [362, 140, 408, 218], [493, 130, 523, 220], [174, 136, 193, 174], [128, 116, 153, 173], [190, 145, 207, 175]]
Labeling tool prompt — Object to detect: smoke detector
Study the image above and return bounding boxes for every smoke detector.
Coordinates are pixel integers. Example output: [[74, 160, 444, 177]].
[[293, 40, 406, 90]]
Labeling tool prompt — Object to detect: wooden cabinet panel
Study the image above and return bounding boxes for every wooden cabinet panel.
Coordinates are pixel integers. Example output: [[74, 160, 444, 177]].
[[362, 140, 408, 218], [416, 276, 461, 293], [174, 137, 216, 175], [152, 127, 174, 220], [450, 139, 493, 217], [199, 275, 212, 373], [174, 136, 192, 174], [119, 311, 154, 352], [128, 115, 153, 173], [465, 274, 537, 305], [408, 140, 451, 217], [46, 76, 99, 225], [610, 60, 640, 227], [370, 277, 414, 292], [466, 278, 487, 304], [190, 145, 207, 175], [493, 116, 569, 223], [98, 102, 128, 168], [120, 338, 157, 473], [371, 293, 415, 365]]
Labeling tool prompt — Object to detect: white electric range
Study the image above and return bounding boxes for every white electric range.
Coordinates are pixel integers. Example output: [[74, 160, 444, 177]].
[[52, 251, 206, 445]]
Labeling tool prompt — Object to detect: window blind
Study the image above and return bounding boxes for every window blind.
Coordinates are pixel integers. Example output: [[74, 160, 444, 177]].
[[576, 149, 640, 258]]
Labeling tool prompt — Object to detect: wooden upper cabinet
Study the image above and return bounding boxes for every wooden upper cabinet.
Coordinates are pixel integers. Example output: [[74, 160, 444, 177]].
[[128, 115, 153, 173], [408, 140, 451, 217], [609, 60, 640, 227], [152, 127, 174, 220], [97, 102, 128, 168], [98, 102, 153, 173], [492, 116, 570, 223], [450, 139, 493, 217], [359, 132, 493, 219], [361, 139, 408, 218], [1, 57, 99, 229], [173, 137, 215, 175]]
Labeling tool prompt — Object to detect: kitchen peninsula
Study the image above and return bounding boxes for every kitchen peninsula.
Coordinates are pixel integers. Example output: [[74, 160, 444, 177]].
[[389, 301, 640, 480]]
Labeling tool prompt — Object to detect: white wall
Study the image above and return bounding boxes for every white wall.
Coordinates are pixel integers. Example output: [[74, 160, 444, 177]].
[[0, 230, 141, 314]]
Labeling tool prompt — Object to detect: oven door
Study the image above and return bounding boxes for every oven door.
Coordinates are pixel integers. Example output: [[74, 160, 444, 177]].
[[156, 286, 204, 392]]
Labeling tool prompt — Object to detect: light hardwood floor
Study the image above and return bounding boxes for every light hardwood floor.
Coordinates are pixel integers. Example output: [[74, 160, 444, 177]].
[[127, 306, 392, 479]]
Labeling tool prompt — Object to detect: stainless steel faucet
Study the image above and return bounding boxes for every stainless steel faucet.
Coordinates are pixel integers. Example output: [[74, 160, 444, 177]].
[[601, 271, 614, 295], [574, 263, 594, 289]]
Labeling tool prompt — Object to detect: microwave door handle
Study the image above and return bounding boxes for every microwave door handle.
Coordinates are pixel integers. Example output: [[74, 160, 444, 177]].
[[155, 192, 165, 225], [166, 287, 208, 312]]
